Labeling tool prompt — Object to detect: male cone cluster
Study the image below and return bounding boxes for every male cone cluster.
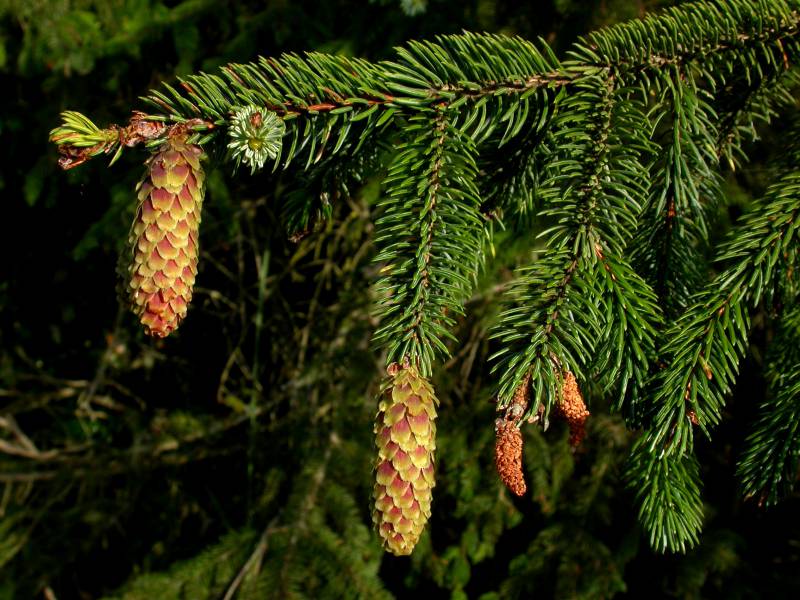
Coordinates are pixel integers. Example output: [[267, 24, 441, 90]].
[[495, 375, 530, 496], [494, 420, 527, 496], [373, 363, 438, 555], [126, 135, 204, 337], [558, 371, 590, 448]]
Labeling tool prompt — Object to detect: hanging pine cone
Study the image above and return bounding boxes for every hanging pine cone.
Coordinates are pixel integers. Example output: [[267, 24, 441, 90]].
[[373, 363, 438, 556], [125, 135, 204, 337], [558, 371, 590, 448]]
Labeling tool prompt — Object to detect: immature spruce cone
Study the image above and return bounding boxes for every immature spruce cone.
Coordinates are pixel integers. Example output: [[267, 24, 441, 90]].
[[558, 371, 590, 448], [373, 363, 438, 555], [126, 136, 204, 337]]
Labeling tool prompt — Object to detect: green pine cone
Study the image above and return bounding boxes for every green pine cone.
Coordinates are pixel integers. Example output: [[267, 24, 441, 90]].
[[373, 363, 438, 555], [126, 135, 204, 337]]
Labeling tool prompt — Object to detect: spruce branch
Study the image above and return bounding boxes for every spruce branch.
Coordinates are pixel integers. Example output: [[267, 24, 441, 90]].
[[491, 72, 617, 416], [492, 71, 658, 420], [50, 1, 800, 171], [737, 308, 800, 506], [631, 66, 722, 315], [49, 111, 212, 169], [627, 439, 703, 554], [714, 67, 800, 169], [591, 250, 662, 425], [382, 32, 566, 107], [372, 109, 484, 374], [573, 0, 800, 76], [492, 248, 589, 415], [738, 363, 800, 507], [645, 165, 800, 457]]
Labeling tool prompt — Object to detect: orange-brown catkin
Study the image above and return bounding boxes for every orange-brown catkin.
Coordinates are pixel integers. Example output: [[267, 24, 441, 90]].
[[495, 375, 529, 496], [558, 371, 590, 448], [494, 419, 526, 496], [126, 135, 204, 337]]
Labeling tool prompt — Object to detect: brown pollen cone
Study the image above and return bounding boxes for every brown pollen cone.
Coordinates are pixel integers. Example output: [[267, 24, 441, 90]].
[[494, 419, 526, 496], [494, 375, 529, 496], [558, 371, 590, 448], [126, 135, 204, 337]]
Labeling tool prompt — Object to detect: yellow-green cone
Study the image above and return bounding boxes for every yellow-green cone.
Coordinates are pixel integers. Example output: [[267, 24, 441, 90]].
[[373, 363, 438, 555], [126, 135, 204, 337]]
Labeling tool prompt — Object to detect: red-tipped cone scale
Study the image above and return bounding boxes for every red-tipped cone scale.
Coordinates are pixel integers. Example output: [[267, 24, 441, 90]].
[[126, 135, 204, 337], [373, 363, 438, 555]]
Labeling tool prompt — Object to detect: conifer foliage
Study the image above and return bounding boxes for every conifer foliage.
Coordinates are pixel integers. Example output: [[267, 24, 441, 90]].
[[50, 0, 800, 555]]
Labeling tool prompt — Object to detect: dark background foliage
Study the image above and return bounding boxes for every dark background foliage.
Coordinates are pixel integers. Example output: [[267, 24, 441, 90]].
[[1, 0, 799, 598]]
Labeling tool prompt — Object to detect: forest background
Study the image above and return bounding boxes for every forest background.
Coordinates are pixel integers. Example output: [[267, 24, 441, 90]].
[[1, 0, 799, 598]]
